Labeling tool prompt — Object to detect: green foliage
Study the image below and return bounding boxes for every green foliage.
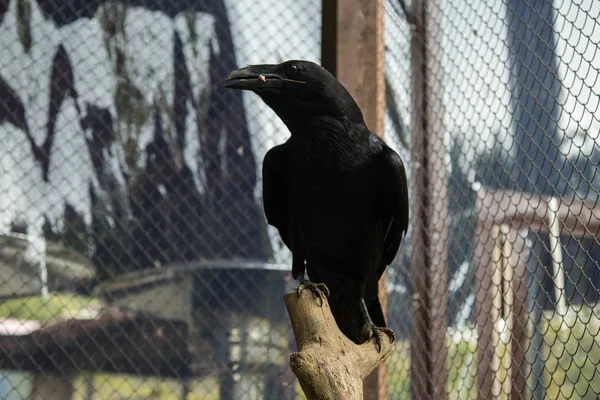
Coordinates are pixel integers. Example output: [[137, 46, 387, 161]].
[[385, 305, 600, 400], [387, 340, 411, 399], [0, 294, 102, 321], [446, 329, 478, 400], [542, 306, 600, 400], [72, 374, 219, 400]]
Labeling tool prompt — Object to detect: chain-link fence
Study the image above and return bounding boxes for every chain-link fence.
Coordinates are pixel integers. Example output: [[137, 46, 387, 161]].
[[0, 0, 599, 399], [0, 0, 320, 398], [384, 0, 600, 398]]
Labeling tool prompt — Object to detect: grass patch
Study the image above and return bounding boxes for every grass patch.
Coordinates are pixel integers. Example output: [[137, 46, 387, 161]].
[[0, 293, 103, 322], [72, 374, 219, 400]]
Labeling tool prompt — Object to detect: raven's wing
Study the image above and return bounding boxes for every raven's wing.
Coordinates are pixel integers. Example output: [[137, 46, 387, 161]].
[[376, 142, 409, 277], [262, 143, 291, 249]]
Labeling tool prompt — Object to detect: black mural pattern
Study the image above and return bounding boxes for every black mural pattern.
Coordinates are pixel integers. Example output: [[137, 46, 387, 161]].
[[0, 0, 269, 284]]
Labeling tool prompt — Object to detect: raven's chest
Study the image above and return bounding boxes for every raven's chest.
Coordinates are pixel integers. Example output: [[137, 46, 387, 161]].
[[289, 149, 365, 193], [287, 153, 375, 224], [283, 139, 380, 254], [286, 155, 379, 255], [290, 135, 369, 181]]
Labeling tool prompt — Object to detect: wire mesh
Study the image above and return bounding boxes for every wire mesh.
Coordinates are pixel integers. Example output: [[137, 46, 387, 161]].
[[0, 0, 599, 399], [384, 0, 600, 398], [0, 0, 319, 398]]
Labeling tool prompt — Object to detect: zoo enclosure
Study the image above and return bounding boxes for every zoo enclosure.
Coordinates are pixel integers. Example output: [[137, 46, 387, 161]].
[[0, 0, 599, 399]]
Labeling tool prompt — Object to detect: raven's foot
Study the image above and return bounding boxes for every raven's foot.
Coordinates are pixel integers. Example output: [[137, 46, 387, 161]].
[[296, 279, 330, 307], [360, 322, 395, 352]]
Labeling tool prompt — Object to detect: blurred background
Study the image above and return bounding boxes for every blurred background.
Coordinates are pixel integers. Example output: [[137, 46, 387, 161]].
[[0, 0, 598, 399]]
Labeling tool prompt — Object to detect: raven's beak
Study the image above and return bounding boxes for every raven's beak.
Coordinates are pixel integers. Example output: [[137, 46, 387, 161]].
[[224, 64, 283, 91], [224, 64, 305, 91]]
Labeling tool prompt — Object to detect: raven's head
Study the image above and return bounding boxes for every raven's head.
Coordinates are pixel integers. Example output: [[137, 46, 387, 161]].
[[224, 60, 364, 129]]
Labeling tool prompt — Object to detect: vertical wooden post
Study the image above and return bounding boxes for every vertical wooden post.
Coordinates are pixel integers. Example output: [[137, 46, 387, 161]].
[[508, 229, 528, 400], [409, 0, 448, 399], [474, 191, 529, 400], [489, 226, 529, 400], [322, 1, 386, 399], [491, 226, 504, 399], [322, 0, 385, 134], [474, 211, 495, 400]]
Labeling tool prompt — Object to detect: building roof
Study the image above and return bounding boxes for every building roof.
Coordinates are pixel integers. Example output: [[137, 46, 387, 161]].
[[0, 308, 191, 378], [0, 232, 96, 298]]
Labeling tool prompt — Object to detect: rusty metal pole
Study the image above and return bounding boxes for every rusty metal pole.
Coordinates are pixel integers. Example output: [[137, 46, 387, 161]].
[[409, 0, 448, 399], [322, 0, 386, 398]]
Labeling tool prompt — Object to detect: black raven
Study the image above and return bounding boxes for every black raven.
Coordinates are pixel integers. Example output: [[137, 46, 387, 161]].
[[224, 60, 408, 349]]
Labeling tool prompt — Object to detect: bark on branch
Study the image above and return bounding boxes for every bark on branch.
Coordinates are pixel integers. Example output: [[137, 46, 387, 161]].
[[284, 290, 394, 400]]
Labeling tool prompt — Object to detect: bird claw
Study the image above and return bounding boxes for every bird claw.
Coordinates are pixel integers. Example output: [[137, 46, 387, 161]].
[[360, 322, 395, 352], [296, 281, 330, 306]]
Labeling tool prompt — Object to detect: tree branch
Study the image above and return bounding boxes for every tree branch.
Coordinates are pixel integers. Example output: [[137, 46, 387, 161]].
[[284, 290, 394, 400]]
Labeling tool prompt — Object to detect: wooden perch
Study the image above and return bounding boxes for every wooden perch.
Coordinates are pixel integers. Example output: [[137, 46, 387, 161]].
[[284, 289, 394, 400]]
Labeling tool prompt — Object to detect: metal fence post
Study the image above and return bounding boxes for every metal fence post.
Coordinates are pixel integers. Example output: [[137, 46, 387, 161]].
[[409, 0, 448, 399]]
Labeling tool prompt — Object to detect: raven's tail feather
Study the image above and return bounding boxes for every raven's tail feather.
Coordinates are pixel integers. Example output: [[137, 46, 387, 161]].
[[327, 291, 364, 343], [306, 261, 386, 344], [325, 283, 387, 344]]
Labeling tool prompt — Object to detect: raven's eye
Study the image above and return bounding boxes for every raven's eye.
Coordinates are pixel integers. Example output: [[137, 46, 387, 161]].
[[287, 65, 299, 75]]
